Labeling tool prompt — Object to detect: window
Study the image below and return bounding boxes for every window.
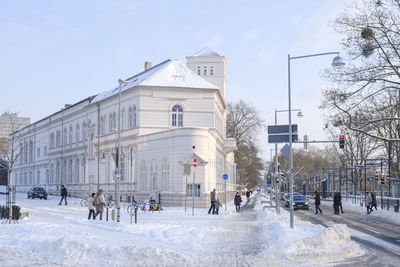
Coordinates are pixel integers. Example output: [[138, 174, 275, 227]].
[[172, 105, 183, 127], [46, 169, 49, 184], [187, 184, 200, 198], [37, 148, 40, 158], [210, 66, 214, 76], [69, 126, 73, 144], [37, 170, 40, 185], [56, 130, 60, 147], [50, 133, 55, 148], [44, 146, 47, 156], [128, 106, 137, 128], [121, 109, 125, 130], [121, 156, 125, 181], [64, 128, 67, 146], [68, 160, 72, 184], [82, 122, 87, 142], [109, 112, 116, 133], [140, 161, 147, 191], [203, 66, 207, 76], [29, 141, 33, 162], [100, 116, 105, 135], [75, 158, 80, 183], [197, 66, 201, 76], [76, 124, 80, 142]]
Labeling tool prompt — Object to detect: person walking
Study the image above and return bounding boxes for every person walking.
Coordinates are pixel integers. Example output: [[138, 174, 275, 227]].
[[314, 191, 323, 214], [94, 189, 106, 220], [234, 192, 242, 212], [371, 192, 377, 211], [365, 192, 372, 214], [208, 189, 216, 214], [214, 198, 222, 215], [246, 191, 250, 202], [338, 191, 344, 213], [333, 192, 340, 215], [58, 185, 68, 205], [88, 193, 96, 220]]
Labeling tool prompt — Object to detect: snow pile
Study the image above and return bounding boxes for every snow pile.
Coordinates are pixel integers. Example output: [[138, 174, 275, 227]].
[[256, 195, 363, 266]]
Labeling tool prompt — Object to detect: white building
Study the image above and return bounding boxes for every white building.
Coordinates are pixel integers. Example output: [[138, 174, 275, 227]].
[[0, 112, 30, 139], [12, 48, 237, 207]]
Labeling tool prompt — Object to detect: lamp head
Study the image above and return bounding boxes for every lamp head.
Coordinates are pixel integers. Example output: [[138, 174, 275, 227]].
[[297, 111, 304, 118], [331, 56, 345, 67], [118, 79, 129, 85]]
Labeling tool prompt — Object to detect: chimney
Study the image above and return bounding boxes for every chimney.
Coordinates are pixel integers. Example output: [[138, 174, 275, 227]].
[[144, 61, 152, 70]]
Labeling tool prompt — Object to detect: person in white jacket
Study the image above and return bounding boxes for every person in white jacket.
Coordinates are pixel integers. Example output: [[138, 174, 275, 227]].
[[88, 193, 96, 220]]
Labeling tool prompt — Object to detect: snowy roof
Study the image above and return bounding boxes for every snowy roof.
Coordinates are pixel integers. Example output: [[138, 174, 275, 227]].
[[192, 47, 220, 57], [92, 59, 218, 103]]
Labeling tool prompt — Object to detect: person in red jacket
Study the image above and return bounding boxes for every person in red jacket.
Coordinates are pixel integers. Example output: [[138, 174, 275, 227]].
[[234, 192, 242, 212]]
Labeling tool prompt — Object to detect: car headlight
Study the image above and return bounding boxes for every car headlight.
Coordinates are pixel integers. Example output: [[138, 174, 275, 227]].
[[305, 202, 308, 205]]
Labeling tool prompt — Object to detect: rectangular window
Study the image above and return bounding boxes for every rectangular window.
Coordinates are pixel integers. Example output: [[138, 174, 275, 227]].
[[203, 67, 207, 76], [186, 184, 200, 198], [172, 114, 176, 126], [37, 170, 40, 184], [37, 148, 40, 158], [210, 67, 214, 76], [197, 67, 201, 76], [178, 114, 183, 127], [44, 146, 47, 156]]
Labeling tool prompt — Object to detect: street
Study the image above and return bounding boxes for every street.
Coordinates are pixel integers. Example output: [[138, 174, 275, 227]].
[[292, 199, 400, 266]]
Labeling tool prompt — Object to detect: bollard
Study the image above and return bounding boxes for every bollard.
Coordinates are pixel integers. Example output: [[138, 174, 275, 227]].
[[106, 206, 109, 221], [111, 209, 115, 221], [395, 200, 400, 213], [135, 206, 138, 224], [387, 198, 390, 211]]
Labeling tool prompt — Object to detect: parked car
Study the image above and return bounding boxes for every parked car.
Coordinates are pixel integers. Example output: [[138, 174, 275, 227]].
[[285, 194, 309, 210], [27, 187, 48, 199]]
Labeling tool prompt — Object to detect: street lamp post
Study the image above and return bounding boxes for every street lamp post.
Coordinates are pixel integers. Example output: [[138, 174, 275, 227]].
[[116, 79, 129, 223], [274, 108, 303, 214], [288, 52, 344, 228]]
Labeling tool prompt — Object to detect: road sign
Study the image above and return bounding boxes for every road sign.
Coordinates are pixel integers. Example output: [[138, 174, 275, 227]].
[[268, 134, 298, 143], [281, 144, 290, 158], [266, 175, 272, 185], [222, 174, 228, 180], [114, 169, 119, 175], [193, 158, 197, 167], [340, 175, 347, 178], [268, 124, 298, 134]]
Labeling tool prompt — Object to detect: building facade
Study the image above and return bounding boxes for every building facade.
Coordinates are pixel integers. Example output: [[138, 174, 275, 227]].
[[0, 112, 30, 138], [11, 49, 237, 207]]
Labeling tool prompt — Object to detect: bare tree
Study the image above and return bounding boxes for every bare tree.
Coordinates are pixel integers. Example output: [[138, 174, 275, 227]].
[[0, 113, 24, 223], [324, 0, 400, 142], [227, 100, 265, 189]]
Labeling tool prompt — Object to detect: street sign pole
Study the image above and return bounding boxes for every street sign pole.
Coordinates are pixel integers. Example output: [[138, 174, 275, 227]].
[[224, 179, 227, 210], [222, 174, 228, 210], [192, 158, 197, 216]]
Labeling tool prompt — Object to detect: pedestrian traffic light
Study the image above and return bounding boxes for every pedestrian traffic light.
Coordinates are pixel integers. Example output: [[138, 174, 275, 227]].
[[339, 134, 345, 149]]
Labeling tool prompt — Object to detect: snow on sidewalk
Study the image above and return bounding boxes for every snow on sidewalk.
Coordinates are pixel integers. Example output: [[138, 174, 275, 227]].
[[0, 192, 363, 266]]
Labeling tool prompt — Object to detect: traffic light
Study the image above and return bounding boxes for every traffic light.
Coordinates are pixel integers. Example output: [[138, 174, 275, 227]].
[[339, 134, 345, 149], [380, 173, 386, 184]]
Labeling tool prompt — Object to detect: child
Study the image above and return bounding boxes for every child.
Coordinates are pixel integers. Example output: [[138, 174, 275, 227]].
[[214, 198, 222, 215], [88, 193, 96, 220]]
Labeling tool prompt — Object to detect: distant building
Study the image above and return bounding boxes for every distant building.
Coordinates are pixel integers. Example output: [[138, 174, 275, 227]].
[[11, 48, 237, 207], [0, 112, 30, 138]]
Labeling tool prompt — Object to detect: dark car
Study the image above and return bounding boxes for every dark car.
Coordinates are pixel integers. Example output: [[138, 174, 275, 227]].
[[285, 194, 309, 210], [27, 187, 48, 199]]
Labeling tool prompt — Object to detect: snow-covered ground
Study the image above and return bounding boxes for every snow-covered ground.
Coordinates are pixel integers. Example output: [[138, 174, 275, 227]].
[[0, 192, 363, 266]]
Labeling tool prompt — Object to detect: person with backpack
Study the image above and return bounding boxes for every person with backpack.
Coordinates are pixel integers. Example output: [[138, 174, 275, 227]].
[[94, 189, 106, 220], [88, 193, 96, 220], [234, 192, 242, 212], [58, 185, 68, 205], [208, 189, 216, 214]]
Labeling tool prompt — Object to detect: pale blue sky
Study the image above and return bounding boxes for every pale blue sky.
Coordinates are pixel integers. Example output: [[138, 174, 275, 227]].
[[0, 0, 348, 160]]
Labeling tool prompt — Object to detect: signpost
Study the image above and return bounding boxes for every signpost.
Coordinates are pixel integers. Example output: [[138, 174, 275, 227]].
[[222, 174, 228, 210], [192, 158, 197, 216], [268, 124, 298, 144]]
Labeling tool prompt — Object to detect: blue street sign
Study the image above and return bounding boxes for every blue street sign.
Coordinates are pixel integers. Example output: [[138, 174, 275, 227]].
[[340, 175, 347, 178], [266, 174, 272, 185], [222, 174, 228, 180], [114, 169, 119, 175]]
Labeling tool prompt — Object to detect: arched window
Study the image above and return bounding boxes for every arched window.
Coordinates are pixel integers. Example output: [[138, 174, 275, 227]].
[[172, 105, 183, 127], [82, 122, 87, 142], [109, 113, 113, 133], [150, 159, 157, 190], [56, 161, 60, 184], [76, 124, 80, 143], [68, 159, 72, 184], [75, 158, 80, 183], [121, 109, 125, 130], [50, 163, 54, 184], [140, 161, 147, 191], [29, 141, 33, 163], [100, 116, 105, 135], [203, 66, 207, 76], [64, 128, 68, 146], [69, 126, 73, 145], [197, 66, 201, 76], [210, 66, 214, 76], [133, 106, 137, 128]]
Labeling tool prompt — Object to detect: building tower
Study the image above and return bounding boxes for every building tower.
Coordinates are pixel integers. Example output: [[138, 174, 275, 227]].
[[186, 48, 227, 103]]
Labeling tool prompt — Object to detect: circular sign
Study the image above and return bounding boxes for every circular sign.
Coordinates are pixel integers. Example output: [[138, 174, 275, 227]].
[[114, 169, 119, 175], [193, 158, 197, 167], [222, 174, 228, 180]]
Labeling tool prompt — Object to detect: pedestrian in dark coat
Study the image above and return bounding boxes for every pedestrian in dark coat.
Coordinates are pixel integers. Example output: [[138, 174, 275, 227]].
[[234, 192, 242, 212], [333, 192, 340, 214], [59, 185, 67, 205], [338, 192, 344, 213], [371, 192, 377, 211], [246, 191, 250, 201], [314, 191, 323, 214], [208, 189, 216, 214]]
